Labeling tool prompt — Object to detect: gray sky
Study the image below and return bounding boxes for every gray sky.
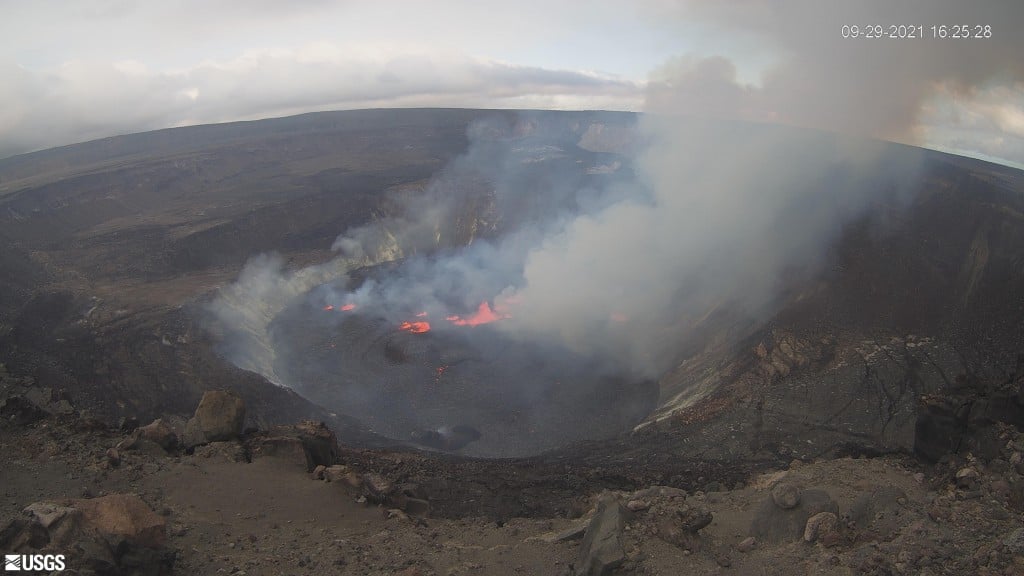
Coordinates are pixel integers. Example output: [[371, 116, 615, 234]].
[[2, 0, 1023, 166]]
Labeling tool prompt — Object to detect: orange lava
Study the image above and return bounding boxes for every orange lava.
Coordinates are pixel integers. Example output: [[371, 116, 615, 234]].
[[415, 311, 428, 317], [341, 303, 356, 311], [399, 321, 431, 333], [446, 301, 509, 327], [323, 305, 335, 311]]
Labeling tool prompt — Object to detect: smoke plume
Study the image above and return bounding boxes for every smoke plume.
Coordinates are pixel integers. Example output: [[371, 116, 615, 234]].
[[210, 1, 1023, 394]]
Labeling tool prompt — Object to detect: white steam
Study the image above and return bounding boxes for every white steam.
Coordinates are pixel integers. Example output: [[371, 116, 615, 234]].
[[210, 0, 1024, 387]]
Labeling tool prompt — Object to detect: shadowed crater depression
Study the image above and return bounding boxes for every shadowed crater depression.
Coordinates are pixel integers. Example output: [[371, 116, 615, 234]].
[[207, 112, 661, 457], [268, 273, 658, 457]]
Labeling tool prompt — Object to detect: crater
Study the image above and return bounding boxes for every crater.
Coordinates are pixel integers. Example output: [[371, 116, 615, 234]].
[[265, 273, 659, 457]]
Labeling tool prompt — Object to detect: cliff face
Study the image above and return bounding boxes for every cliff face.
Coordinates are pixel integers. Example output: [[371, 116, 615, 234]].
[[648, 154, 1024, 460]]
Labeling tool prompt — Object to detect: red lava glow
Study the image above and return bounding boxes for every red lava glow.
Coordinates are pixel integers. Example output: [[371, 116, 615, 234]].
[[399, 321, 431, 334], [341, 303, 356, 311], [323, 305, 335, 311], [415, 311, 428, 317], [446, 301, 510, 327], [436, 365, 448, 377]]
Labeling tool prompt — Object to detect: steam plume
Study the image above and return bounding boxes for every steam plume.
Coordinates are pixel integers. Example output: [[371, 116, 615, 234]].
[[211, 1, 1023, 388]]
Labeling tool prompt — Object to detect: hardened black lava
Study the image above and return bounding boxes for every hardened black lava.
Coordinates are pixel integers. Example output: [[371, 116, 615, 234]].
[[267, 293, 658, 457]]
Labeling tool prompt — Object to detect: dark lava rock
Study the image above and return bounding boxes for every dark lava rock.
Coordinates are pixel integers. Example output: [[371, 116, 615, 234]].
[[117, 434, 171, 457], [915, 386, 1024, 463], [771, 482, 801, 509], [363, 473, 394, 502], [751, 488, 838, 543], [250, 420, 339, 471], [803, 511, 839, 543], [136, 418, 178, 451], [0, 395, 48, 425], [2, 496, 174, 575], [677, 505, 713, 533], [118, 416, 140, 434], [105, 447, 121, 467], [576, 493, 626, 576], [955, 467, 980, 490], [737, 536, 757, 552]]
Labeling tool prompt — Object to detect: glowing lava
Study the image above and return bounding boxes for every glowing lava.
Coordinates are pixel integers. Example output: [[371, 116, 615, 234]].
[[399, 321, 431, 333], [341, 303, 356, 311], [323, 305, 334, 311], [446, 301, 509, 327]]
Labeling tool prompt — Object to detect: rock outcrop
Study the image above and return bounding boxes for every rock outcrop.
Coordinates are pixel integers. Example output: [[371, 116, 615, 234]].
[[250, 420, 339, 471], [1, 494, 173, 575], [576, 493, 626, 576], [750, 486, 838, 543], [183, 390, 245, 448]]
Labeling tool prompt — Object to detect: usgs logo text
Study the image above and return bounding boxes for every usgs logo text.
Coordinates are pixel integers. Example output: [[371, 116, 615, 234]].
[[4, 554, 66, 572]]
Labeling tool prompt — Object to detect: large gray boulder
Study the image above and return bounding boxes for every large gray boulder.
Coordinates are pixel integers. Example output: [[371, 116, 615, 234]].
[[183, 390, 245, 448], [576, 493, 626, 576], [135, 418, 178, 451], [249, 420, 340, 471], [1, 494, 174, 575], [750, 487, 838, 543]]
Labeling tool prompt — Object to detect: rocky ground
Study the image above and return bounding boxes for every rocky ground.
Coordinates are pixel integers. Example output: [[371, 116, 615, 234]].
[[3, 378, 1022, 575]]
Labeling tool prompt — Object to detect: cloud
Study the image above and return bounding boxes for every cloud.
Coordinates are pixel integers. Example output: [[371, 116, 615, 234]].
[[0, 45, 642, 159], [915, 82, 1024, 167], [642, 1, 1024, 165]]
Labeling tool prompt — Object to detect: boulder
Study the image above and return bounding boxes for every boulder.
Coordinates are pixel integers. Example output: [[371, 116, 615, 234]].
[[654, 503, 711, 552], [250, 420, 339, 471], [955, 467, 979, 490], [576, 493, 626, 576], [363, 473, 394, 502], [23, 502, 79, 532], [677, 504, 713, 533], [252, 435, 309, 469], [136, 419, 178, 451], [849, 486, 907, 539], [803, 511, 839, 543], [751, 488, 838, 543], [0, 395, 47, 425], [323, 465, 350, 483], [69, 494, 167, 549], [183, 390, 245, 448], [771, 482, 801, 509], [117, 434, 170, 457], [1, 495, 174, 575], [119, 416, 140, 434], [737, 536, 757, 552]]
